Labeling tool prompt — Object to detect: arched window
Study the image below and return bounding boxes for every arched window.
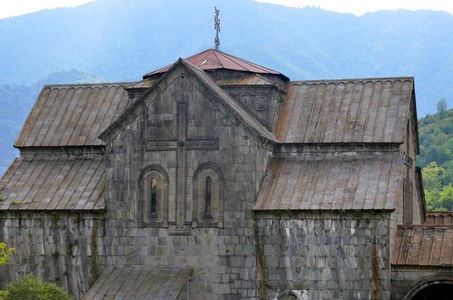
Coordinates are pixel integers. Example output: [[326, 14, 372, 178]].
[[193, 163, 223, 227], [205, 176, 212, 215], [150, 177, 157, 216], [138, 165, 169, 227]]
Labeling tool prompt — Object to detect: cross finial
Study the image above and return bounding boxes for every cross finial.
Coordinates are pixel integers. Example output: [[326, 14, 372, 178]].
[[214, 7, 220, 50]]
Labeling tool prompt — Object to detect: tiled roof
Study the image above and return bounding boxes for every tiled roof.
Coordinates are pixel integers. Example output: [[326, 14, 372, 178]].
[[253, 154, 404, 211], [392, 225, 453, 266], [275, 78, 414, 144], [83, 266, 192, 299], [14, 84, 129, 148], [425, 212, 453, 225], [143, 48, 288, 80], [0, 156, 105, 210]]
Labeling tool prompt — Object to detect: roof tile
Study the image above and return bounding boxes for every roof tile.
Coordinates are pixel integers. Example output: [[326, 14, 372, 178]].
[[0, 156, 105, 210], [392, 225, 453, 267], [14, 84, 129, 148], [254, 154, 404, 211], [276, 78, 414, 144]]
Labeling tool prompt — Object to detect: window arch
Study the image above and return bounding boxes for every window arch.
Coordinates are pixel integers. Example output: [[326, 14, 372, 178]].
[[192, 163, 223, 227], [272, 290, 307, 300], [138, 165, 169, 227]]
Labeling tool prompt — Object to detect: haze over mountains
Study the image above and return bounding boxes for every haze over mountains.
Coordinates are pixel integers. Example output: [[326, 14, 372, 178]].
[[1, 0, 453, 172]]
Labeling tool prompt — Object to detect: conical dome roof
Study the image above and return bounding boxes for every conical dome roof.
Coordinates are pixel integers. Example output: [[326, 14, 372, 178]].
[[143, 49, 288, 80]]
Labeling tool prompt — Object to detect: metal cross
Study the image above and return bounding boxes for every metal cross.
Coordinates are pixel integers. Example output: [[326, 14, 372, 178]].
[[214, 7, 220, 50]]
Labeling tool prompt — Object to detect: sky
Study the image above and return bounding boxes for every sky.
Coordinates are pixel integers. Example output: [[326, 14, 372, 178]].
[[1, 0, 453, 19]]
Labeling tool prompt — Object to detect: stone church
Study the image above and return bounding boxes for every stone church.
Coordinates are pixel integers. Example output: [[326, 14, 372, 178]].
[[1, 49, 453, 299]]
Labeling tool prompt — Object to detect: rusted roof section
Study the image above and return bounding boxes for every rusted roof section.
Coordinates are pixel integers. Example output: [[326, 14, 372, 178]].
[[83, 266, 192, 299], [425, 212, 453, 225], [392, 225, 453, 266], [14, 83, 129, 148], [253, 154, 404, 211], [143, 48, 288, 80], [0, 156, 105, 210], [125, 78, 156, 89], [215, 73, 281, 87], [275, 78, 414, 143]]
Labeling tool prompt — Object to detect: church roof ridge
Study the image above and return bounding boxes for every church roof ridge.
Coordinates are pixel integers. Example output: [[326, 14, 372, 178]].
[[40, 81, 138, 89], [289, 76, 414, 85]]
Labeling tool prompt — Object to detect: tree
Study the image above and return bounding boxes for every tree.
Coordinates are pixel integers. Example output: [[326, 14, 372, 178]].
[[0, 243, 14, 266], [4, 274, 72, 300], [437, 98, 448, 118], [440, 184, 453, 211], [422, 161, 445, 191], [0, 243, 15, 300]]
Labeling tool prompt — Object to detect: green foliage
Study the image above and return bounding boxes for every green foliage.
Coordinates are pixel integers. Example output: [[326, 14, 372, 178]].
[[419, 106, 453, 210], [4, 274, 72, 300], [437, 98, 447, 118], [0, 243, 15, 266], [0, 243, 15, 300]]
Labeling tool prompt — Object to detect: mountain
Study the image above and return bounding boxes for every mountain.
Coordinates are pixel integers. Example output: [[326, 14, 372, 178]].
[[1, 0, 453, 173]]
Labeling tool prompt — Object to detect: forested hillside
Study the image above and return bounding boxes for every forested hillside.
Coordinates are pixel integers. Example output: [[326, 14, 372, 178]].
[[418, 100, 453, 210], [1, 0, 453, 115]]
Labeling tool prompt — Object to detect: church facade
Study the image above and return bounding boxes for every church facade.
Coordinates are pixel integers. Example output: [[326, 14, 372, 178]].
[[1, 49, 453, 299]]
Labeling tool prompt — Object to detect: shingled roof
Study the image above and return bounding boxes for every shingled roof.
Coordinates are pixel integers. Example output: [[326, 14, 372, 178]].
[[275, 78, 417, 146], [0, 156, 105, 210], [254, 154, 404, 211], [83, 266, 192, 299], [14, 84, 129, 148]]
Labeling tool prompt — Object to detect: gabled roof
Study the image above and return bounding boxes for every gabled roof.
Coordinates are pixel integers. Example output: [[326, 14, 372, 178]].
[[83, 266, 192, 299], [254, 154, 404, 211], [143, 48, 288, 80], [275, 78, 415, 144], [14, 83, 129, 148], [0, 156, 105, 210], [392, 224, 453, 266], [100, 58, 277, 144]]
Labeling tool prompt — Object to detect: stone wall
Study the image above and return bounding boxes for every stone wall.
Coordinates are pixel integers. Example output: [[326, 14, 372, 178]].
[[254, 211, 392, 300], [0, 211, 106, 299], [391, 266, 453, 299], [102, 63, 276, 299]]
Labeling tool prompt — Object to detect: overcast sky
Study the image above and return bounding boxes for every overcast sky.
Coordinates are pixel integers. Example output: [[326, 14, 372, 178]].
[[1, 0, 453, 19]]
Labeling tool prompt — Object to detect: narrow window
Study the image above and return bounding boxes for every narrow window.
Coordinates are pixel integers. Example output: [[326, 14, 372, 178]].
[[150, 177, 157, 215], [205, 176, 212, 215]]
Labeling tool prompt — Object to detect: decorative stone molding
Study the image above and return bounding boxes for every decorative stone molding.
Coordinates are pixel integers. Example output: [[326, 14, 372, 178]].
[[137, 164, 169, 227], [192, 162, 224, 228]]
